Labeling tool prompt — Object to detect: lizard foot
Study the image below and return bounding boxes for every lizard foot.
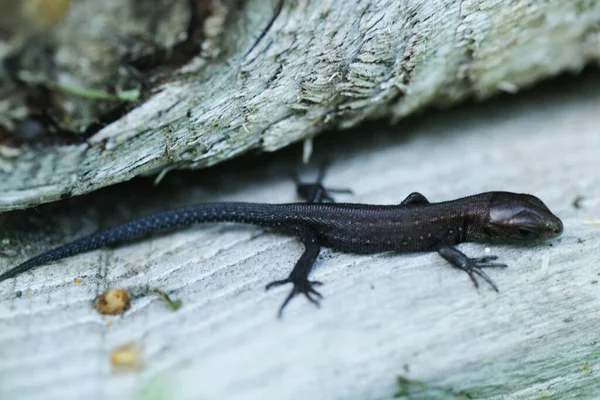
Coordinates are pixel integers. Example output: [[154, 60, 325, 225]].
[[296, 181, 352, 203], [455, 256, 507, 292], [296, 161, 352, 203], [265, 278, 323, 317]]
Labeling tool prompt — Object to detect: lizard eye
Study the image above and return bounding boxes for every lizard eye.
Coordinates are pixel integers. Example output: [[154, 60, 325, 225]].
[[517, 228, 538, 240]]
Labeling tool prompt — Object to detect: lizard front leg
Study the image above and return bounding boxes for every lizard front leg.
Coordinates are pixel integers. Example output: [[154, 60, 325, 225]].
[[436, 242, 507, 292]]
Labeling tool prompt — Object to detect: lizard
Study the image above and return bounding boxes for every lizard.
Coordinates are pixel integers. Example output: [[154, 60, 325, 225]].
[[0, 173, 563, 316]]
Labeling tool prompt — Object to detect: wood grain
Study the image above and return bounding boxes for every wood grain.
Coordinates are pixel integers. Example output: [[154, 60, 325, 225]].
[[2, 0, 600, 212], [0, 72, 599, 400]]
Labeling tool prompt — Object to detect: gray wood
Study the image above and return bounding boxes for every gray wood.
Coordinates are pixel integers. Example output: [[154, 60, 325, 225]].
[[0, 71, 599, 400], [2, 0, 600, 212]]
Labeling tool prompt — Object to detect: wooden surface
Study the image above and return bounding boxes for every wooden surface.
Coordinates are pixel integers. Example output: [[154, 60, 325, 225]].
[[0, 71, 599, 399], [2, 0, 600, 212]]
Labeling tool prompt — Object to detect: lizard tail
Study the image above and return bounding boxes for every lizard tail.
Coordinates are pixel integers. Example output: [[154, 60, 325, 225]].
[[0, 202, 299, 282]]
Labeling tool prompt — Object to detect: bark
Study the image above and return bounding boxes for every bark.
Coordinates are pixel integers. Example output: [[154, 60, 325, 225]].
[[1, 0, 599, 212]]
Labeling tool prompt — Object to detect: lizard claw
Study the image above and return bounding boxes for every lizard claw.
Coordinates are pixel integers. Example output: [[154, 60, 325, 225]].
[[456, 256, 507, 292], [266, 278, 324, 318], [472, 255, 507, 265], [265, 278, 291, 290]]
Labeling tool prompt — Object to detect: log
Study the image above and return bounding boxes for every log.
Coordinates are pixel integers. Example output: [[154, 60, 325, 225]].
[[0, 70, 599, 399], [1, 0, 599, 212]]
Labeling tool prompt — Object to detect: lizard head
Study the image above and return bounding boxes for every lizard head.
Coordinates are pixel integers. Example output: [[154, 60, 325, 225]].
[[483, 192, 563, 242]]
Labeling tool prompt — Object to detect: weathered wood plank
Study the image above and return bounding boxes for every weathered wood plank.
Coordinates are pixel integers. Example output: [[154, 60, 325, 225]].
[[1, 71, 599, 399]]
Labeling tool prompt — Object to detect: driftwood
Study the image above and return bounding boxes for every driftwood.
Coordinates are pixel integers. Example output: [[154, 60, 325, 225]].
[[1, 0, 600, 212], [1, 71, 599, 399]]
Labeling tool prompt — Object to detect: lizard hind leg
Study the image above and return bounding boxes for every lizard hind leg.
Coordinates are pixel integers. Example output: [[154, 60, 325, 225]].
[[265, 226, 323, 317], [295, 161, 352, 203]]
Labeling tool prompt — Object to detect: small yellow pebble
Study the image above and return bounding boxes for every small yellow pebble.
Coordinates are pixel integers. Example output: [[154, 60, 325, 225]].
[[93, 288, 130, 315], [110, 344, 143, 372]]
